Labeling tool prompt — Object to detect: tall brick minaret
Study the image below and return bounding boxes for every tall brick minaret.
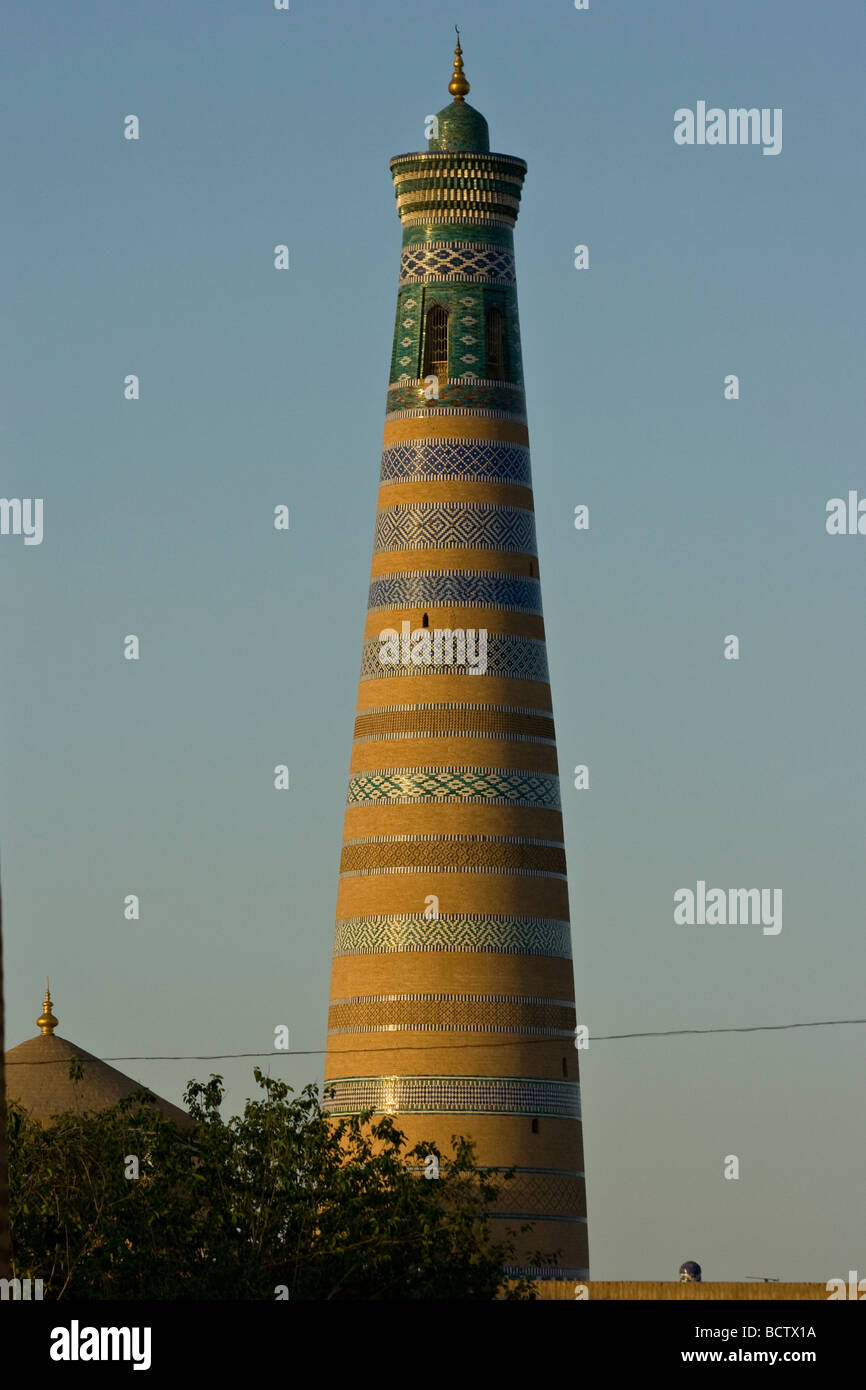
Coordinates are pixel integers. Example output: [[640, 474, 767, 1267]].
[[323, 39, 587, 1281]]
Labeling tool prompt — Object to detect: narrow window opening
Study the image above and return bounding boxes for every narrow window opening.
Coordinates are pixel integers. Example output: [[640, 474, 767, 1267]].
[[423, 304, 449, 383], [529, 560, 535, 577], [485, 306, 507, 381], [562, 1057, 568, 1077], [421, 613, 429, 628], [531, 1117, 539, 1134]]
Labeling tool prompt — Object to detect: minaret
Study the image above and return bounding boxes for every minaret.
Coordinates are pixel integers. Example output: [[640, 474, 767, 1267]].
[[323, 39, 587, 1281]]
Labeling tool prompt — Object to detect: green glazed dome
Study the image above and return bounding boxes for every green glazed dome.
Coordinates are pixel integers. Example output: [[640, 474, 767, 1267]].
[[428, 98, 490, 153], [427, 36, 490, 153]]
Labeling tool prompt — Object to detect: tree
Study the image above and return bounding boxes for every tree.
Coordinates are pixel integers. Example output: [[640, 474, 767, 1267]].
[[8, 1068, 557, 1299]]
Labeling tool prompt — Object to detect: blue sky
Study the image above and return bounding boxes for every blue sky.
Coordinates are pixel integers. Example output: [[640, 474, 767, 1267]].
[[3, 0, 865, 1280]]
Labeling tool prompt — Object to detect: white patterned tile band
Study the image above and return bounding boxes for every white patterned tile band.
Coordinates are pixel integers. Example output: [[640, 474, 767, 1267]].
[[379, 440, 531, 486], [331, 993, 574, 1006], [374, 502, 536, 554], [367, 570, 541, 612], [346, 767, 561, 808], [399, 241, 516, 285], [322, 1076, 581, 1119], [358, 633, 549, 682], [332, 915, 572, 957]]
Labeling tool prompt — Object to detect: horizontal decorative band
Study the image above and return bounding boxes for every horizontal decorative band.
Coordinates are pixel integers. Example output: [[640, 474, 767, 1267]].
[[339, 837, 565, 876], [379, 441, 531, 487], [338, 868, 565, 881], [346, 767, 561, 808], [387, 379, 523, 394], [393, 168, 525, 188], [358, 702, 551, 718], [384, 384, 526, 415], [331, 993, 574, 1007], [392, 169, 525, 191], [322, 1076, 581, 1119], [332, 915, 572, 957], [359, 632, 549, 683], [367, 570, 541, 613], [491, 1214, 588, 1225], [399, 241, 515, 286], [504, 1266, 589, 1280], [328, 1025, 575, 1037], [402, 224, 514, 249], [341, 834, 564, 847], [394, 187, 522, 210], [384, 407, 526, 425], [382, 415, 529, 446], [389, 152, 528, 172], [374, 503, 536, 555], [352, 731, 552, 747], [328, 996, 574, 1037], [396, 191, 522, 212], [353, 703, 555, 745], [399, 213, 518, 230], [486, 1171, 587, 1222]]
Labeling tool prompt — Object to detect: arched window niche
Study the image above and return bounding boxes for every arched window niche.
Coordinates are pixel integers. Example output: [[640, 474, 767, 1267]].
[[485, 305, 507, 381], [422, 303, 449, 384]]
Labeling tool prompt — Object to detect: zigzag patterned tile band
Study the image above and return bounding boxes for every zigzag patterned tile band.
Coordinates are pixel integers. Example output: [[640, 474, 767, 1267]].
[[346, 767, 561, 808], [374, 502, 536, 554], [399, 241, 516, 285], [379, 440, 531, 484], [359, 632, 549, 682], [332, 915, 573, 957], [367, 571, 541, 612], [322, 1076, 581, 1119]]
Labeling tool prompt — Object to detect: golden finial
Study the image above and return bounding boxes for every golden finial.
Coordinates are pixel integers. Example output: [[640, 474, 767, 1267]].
[[37, 978, 57, 1035], [448, 26, 470, 100]]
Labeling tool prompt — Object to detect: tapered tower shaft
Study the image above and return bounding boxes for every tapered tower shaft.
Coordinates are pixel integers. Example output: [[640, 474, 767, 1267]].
[[324, 43, 587, 1281]]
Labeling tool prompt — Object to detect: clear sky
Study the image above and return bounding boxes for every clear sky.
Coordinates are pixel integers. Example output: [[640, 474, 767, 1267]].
[[3, 0, 865, 1282]]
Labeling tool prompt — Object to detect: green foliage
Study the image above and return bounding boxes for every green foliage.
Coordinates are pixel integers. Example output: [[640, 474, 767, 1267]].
[[8, 1069, 554, 1299], [66, 1056, 85, 1084]]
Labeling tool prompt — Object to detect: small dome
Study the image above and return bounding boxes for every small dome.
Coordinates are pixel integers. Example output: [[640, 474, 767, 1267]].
[[4, 984, 192, 1128], [427, 36, 490, 153], [428, 99, 490, 154]]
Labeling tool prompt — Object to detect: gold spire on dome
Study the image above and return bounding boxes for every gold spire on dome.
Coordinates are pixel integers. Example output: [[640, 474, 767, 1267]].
[[37, 979, 57, 1035], [448, 28, 470, 100]]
